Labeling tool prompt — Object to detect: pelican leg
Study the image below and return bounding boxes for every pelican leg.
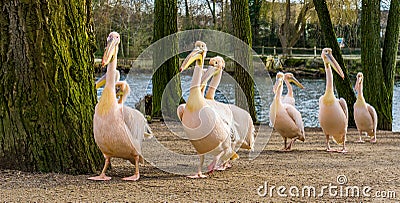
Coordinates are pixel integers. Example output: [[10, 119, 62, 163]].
[[286, 138, 297, 151], [88, 156, 112, 181], [370, 131, 377, 143], [337, 141, 348, 153], [325, 134, 336, 152], [355, 130, 364, 143], [122, 155, 140, 181], [207, 151, 225, 173], [281, 137, 288, 151], [187, 155, 207, 179]]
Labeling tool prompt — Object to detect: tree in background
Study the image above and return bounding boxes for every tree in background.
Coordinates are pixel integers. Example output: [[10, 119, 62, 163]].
[[231, 0, 257, 122], [0, 0, 102, 173], [249, 0, 262, 46], [313, 0, 357, 127], [92, 0, 154, 58], [279, 0, 314, 55], [362, 0, 399, 130], [152, 0, 182, 118]]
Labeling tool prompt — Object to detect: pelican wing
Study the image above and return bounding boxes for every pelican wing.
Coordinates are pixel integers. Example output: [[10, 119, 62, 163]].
[[285, 105, 305, 138], [177, 104, 186, 121], [339, 98, 348, 121], [367, 104, 378, 134], [122, 106, 152, 155], [269, 101, 277, 127]]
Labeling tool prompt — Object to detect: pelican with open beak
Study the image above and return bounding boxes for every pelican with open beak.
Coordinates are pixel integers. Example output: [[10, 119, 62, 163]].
[[318, 48, 348, 153], [354, 72, 378, 143]]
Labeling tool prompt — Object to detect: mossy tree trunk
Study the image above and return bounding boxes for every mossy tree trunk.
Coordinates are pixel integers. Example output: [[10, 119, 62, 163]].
[[313, 0, 357, 127], [361, 0, 400, 130], [231, 0, 257, 122], [152, 0, 181, 119], [0, 0, 102, 173], [381, 0, 400, 130]]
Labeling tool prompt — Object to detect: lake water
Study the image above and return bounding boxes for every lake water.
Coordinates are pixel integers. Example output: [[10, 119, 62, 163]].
[[97, 72, 400, 132]]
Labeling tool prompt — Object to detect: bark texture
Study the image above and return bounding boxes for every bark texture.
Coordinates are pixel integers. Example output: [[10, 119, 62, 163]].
[[314, 0, 357, 127], [231, 0, 257, 122], [0, 0, 102, 173], [361, 0, 392, 130], [381, 0, 400, 130], [152, 0, 181, 119]]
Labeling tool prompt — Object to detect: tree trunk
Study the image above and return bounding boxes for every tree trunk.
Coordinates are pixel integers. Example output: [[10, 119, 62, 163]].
[[184, 0, 192, 30], [231, 0, 257, 122], [206, 0, 217, 29], [313, 0, 357, 127], [152, 0, 181, 118], [279, 1, 313, 55], [249, 0, 262, 46], [0, 0, 102, 173], [381, 0, 400, 130], [361, 0, 392, 130]]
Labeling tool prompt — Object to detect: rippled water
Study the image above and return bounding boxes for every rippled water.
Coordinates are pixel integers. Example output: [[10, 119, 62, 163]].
[[97, 72, 400, 132]]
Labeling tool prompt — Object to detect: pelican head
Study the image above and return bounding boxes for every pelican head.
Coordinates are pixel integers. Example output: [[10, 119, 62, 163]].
[[102, 32, 120, 67], [354, 72, 364, 93], [180, 41, 208, 72], [200, 56, 225, 84], [284, 73, 304, 89], [273, 72, 285, 93], [321, 48, 344, 79]]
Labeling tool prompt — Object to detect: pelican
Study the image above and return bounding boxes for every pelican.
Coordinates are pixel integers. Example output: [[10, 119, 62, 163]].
[[200, 56, 255, 151], [178, 41, 237, 178], [95, 72, 129, 104], [89, 32, 153, 181], [354, 72, 378, 143], [270, 72, 305, 151], [318, 48, 348, 153], [282, 73, 304, 106]]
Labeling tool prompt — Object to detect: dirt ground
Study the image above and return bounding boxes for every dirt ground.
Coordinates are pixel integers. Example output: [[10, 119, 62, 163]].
[[1, 121, 399, 202]]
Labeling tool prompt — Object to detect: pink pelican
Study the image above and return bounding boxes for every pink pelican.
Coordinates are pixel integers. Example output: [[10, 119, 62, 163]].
[[178, 41, 238, 178], [354, 72, 378, 143], [318, 48, 348, 153], [200, 56, 255, 151], [270, 72, 305, 151], [89, 32, 153, 181]]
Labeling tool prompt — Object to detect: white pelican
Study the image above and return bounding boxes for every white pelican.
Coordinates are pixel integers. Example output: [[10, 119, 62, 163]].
[[270, 72, 305, 151], [200, 56, 255, 151], [318, 48, 348, 153], [89, 32, 153, 181], [354, 72, 378, 143], [178, 41, 237, 178], [282, 73, 304, 106]]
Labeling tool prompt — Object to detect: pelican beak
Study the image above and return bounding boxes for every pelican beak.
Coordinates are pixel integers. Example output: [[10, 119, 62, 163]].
[[95, 73, 107, 89], [326, 53, 344, 79], [200, 66, 218, 85], [288, 76, 304, 89], [180, 48, 204, 72], [102, 37, 119, 67], [273, 78, 283, 94], [354, 77, 362, 92]]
